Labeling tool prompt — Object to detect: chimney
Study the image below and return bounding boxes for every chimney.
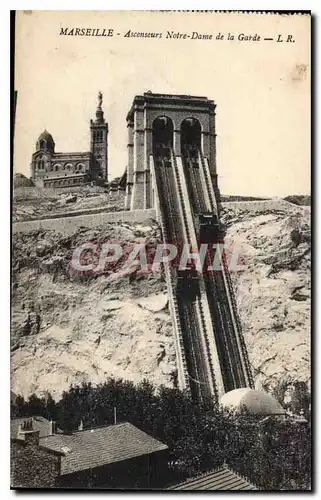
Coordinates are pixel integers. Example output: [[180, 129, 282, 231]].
[[49, 420, 57, 436], [20, 418, 40, 446], [17, 423, 24, 440]]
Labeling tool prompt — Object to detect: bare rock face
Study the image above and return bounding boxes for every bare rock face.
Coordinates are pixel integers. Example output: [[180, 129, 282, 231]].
[[11, 221, 176, 400], [11, 202, 310, 401], [222, 205, 311, 394]]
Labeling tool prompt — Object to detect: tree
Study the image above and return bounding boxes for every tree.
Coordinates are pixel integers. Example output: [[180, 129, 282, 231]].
[[12, 378, 311, 490]]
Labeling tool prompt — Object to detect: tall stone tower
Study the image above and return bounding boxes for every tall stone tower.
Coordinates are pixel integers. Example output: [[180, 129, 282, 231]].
[[124, 92, 218, 210], [90, 91, 108, 181]]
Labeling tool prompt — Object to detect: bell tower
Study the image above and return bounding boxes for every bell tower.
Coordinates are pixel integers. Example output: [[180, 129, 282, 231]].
[[90, 91, 108, 181]]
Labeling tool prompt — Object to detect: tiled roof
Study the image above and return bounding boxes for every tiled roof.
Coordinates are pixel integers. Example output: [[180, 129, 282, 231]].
[[11, 416, 52, 439], [168, 467, 258, 491], [40, 422, 168, 476]]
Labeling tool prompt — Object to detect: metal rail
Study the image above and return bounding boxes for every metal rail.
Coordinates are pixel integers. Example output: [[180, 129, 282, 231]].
[[181, 148, 254, 391], [150, 154, 190, 391], [151, 143, 254, 404]]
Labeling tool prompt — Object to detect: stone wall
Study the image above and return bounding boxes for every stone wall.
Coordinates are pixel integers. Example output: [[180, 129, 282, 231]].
[[11, 438, 60, 488], [13, 199, 308, 237], [222, 199, 308, 215], [13, 209, 157, 236], [14, 185, 113, 198]]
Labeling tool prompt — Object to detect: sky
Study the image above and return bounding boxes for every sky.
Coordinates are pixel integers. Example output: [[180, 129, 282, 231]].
[[14, 11, 310, 197]]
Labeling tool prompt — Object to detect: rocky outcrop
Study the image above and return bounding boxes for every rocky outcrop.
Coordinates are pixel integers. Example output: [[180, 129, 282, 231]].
[[11, 201, 311, 401], [11, 221, 175, 400], [222, 206, 311, 394]]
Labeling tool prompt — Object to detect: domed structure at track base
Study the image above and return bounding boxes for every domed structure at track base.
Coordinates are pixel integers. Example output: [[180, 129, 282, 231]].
[[220, 388, 285, 415]]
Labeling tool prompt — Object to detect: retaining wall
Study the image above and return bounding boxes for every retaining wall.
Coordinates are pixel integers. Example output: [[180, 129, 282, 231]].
[[222, 199, 310, 215], [13, 209, 157, 235], [13, 199, 310, 236]]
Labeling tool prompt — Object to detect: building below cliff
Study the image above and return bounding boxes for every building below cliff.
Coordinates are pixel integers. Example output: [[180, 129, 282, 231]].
[[11, 416, 168, 489], [30, 92, 108, 188]]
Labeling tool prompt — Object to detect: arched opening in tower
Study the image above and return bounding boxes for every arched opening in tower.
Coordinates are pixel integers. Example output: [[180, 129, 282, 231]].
[[152, 116, 174, 158], [180, 117, 205, 215], [181, 118, 202, 156]]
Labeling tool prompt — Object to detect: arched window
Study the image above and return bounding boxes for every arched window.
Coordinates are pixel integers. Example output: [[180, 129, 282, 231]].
[[152, 116, 174, 157], [180, 118, 202, 154], [40, 140, 45, 150], [76, 163, 85, 173], [65, 163, 73, 171]]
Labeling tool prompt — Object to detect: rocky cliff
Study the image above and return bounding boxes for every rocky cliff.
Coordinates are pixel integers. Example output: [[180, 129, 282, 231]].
[[222, 203, 310, 396], [11, 201, 310, 401]]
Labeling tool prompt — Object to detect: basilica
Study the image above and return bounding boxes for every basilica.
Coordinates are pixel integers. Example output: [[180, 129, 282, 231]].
[[30, 92, 108, 188]]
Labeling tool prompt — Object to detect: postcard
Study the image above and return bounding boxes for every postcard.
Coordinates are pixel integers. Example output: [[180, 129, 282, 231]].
[[11, 10, 311, 490]]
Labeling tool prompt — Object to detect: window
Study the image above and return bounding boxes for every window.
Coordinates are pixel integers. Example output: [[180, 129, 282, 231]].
[[76, 163, 85, 173], [93, 130, 104, 142]]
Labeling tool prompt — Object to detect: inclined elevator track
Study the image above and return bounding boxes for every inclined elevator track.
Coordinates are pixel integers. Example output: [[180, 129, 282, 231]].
[[153, 145, 253, 402]]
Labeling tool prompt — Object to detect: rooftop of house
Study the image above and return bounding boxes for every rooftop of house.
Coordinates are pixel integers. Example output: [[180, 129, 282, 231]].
[[11, 416, 58, 440], [167, 466, 258, 491], [39, 422, 168, 476]]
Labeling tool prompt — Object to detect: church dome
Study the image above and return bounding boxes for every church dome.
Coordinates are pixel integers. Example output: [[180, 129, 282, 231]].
[[36, 129, 55, 152], [220, 388, 285, 415], [37, 129, 54, 143], [13, 173, 34, 188]]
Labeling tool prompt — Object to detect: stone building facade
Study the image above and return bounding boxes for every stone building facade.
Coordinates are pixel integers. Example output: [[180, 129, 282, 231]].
[[30, 92, 108, 188], [124, 92, 218, 210], [11, 418, 62, 488]]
